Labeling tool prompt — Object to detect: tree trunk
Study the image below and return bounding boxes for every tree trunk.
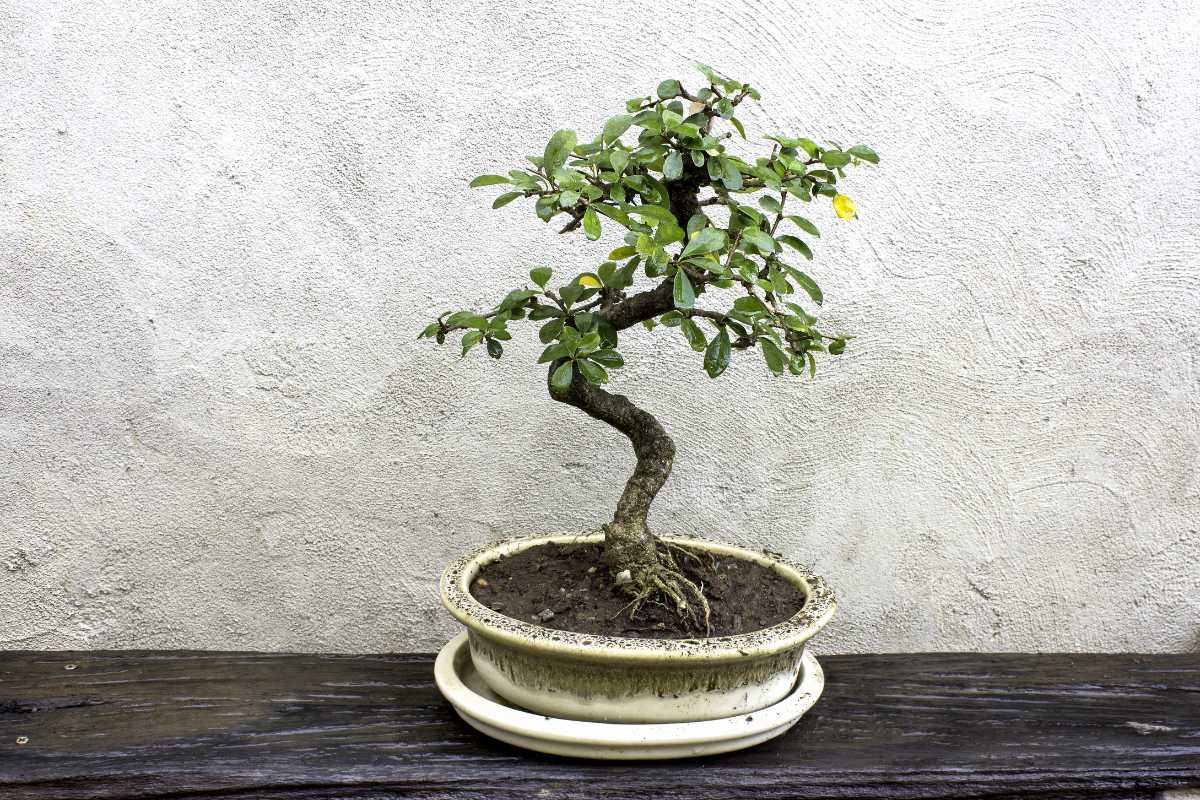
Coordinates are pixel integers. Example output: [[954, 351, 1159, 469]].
[[548, 361, 674, 573], [541, 160, 714, 627]]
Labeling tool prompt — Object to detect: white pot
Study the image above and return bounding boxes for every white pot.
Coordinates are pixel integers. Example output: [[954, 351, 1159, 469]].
[[440, 531, 836, 723]]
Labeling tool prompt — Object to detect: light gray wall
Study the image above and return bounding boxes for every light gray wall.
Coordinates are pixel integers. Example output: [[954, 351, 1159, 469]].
[[2, 0, 1198, 654]]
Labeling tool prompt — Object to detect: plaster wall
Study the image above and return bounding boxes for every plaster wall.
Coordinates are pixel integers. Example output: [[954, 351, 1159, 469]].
[[2, 0, 1198, 652]]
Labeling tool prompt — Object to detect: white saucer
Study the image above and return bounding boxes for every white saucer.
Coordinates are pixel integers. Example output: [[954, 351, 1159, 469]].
[[433, 631, 825, 760]]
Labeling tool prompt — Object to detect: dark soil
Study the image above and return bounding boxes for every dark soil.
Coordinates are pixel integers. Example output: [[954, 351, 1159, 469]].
[[470, 541, 806, 639]]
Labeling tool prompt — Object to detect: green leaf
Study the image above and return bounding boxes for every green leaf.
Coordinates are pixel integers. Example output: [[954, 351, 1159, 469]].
[[559, 282, 585, 306], [543, 130, 577, 174], [679, 317, 706, 351], [635, 232, 655, 256], [628, 204, 676, 223], [446, 311, 487, 329], [538, 342, 569, 363], [530, 266, 552, 287], [590, 349, 624, 368], [680, 227, 727, 258], [491, 191, 522, 209], [663, 151, 683, 180], [704, 327, 732, 378], [783, 315, 809, 333], [848, 144, 879, 164], [583, 207, 601, 240], [777, 235, 813, 260], [721, 158, 744, 190], [706, 154, 723, 182], [673, 269, 696, 309], [592, 203, 631, 227], [654, 220, 685, 245], [760, 338, 786, 374], [758, 195, 782, 215], [576, 358, 609, 385], [535, 196, 557, 221], [657, 79, 682, 99], [597, 261, 617, 286], [735, 204, 763, 224], [470, 174, 509, 188], [821, 150, 851, 168], [418, 322, 441, 339], [771, 269, 791, 294], [555, 167, 585, 188], [485, 338, 503, 359], [461, 330, 483, 355], [786, 215, 821, 237], [528, 304, 561, 320], [767, 134, 801, 148], [741, 228, 777, 254], [508, 169, 541, 189], [729, 116, 746, 139], [828, 338, 846, 355], [790, 269, 823, 304], [609, 245, 637, 259], [550, 360, 575, 391], [603, 115, 634, 144], [807, 351, 817, 378], [498, 288, 538, 311], [733, 295, 767, 314], [615, 258, 639, 288], [538, 319, 564, 344], [577, 330, 602, 355], [609, 149, 629, 174]]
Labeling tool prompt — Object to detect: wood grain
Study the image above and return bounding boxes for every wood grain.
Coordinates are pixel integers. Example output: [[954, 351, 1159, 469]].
[[1, 651, 1197, 799]]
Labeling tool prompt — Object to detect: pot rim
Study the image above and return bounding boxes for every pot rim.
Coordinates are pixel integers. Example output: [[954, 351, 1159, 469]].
[[440, 531, 837, 663]]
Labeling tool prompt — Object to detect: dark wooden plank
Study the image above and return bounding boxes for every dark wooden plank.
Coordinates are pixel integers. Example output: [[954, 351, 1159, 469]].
[[0, 650, 1197, 799]]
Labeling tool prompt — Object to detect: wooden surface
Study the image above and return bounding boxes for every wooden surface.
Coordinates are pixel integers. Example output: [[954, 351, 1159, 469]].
[[1, 650, 1198, 799]]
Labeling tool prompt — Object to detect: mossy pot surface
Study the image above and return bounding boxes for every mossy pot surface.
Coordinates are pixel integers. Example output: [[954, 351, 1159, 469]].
[[440, 531, 837, 723]]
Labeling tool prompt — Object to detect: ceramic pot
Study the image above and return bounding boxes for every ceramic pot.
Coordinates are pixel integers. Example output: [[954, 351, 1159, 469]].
[[439, 531, 836, 723]]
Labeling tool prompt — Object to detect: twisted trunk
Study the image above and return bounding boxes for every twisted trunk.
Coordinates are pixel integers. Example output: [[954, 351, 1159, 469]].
[[548, 363, 673, 572], [541, 154, 715, 627]]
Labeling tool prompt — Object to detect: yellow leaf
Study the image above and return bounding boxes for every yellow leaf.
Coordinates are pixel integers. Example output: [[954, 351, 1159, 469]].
[[578, 274, 603, 288], [833, 194, 856, 220]]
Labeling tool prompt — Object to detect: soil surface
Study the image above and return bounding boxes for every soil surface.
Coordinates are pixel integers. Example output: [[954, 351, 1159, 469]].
[[470, 541, 806, 638]]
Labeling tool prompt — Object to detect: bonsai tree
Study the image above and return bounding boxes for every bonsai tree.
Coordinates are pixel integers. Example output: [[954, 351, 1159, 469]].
[[422, 64, 878, 630]]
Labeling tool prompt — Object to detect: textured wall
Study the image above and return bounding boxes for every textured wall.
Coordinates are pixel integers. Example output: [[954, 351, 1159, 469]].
[[2, 0, 1198, 654]]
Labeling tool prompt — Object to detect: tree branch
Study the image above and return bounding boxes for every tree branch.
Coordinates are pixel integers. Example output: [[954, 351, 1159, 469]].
[[595, 279, 675, 330]]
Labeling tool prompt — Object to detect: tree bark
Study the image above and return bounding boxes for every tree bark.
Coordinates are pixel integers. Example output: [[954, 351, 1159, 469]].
[[667, 158, 706, 226], [547, 361, 673, 572]]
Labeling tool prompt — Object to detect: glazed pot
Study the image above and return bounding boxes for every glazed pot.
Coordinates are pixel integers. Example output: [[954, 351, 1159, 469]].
[[439, 531, 837, 723]]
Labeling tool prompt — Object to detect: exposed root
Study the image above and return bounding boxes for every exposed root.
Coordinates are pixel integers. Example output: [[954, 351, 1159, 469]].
[[611, 540, 712, 635], [663, 540, 717, 572]]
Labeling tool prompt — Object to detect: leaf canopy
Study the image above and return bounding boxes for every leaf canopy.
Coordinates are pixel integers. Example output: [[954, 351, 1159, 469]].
[[429, 64, 878, 387]]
